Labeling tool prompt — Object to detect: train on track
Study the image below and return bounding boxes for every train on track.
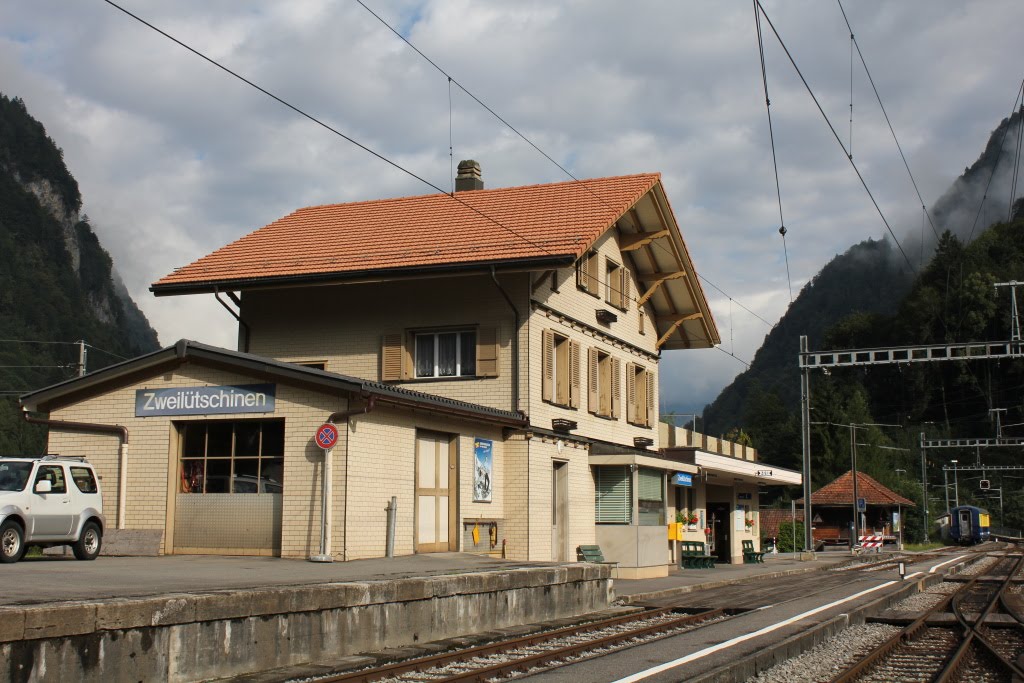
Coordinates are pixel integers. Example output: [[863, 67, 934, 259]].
[[948, 505, 991, 544]]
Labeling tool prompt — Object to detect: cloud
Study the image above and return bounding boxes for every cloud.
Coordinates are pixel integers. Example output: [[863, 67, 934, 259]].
[[2, 0, 1022, 402]]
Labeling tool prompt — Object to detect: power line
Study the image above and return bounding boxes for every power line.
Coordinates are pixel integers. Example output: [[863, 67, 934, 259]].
[[101, 0, 556, 260], [752, 0, 793, 303], [696, 275, 773, 327], [352, 0, 774, 342], [836, 0, 941, 244], [754, 0, 915, 273], [966, 79, 1024, 243]]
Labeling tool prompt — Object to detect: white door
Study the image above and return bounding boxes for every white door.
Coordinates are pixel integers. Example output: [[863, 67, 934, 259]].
[[416, 432, 456, 553]]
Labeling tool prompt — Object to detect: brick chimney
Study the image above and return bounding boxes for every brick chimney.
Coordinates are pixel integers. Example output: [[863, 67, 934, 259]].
[[455, 159, 483, 191]]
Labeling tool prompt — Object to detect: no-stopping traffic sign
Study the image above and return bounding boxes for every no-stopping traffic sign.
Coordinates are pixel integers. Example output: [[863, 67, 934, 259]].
[[315, 423, 338, 450]]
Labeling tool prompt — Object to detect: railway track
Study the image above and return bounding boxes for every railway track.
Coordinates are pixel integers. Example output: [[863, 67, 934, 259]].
[[828, 550, 1024, 682], [285, 546, 1009, 683], [306, 605, 728, 683]]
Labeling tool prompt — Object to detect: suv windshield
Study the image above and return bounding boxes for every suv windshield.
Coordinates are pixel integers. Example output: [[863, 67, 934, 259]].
[[0, 462, 32, 492]]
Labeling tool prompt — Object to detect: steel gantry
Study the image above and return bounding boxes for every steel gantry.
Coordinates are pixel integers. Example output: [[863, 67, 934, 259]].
[[797, 335, 1020, 552]]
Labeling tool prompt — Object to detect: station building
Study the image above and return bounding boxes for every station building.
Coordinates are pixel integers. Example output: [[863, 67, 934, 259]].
[[20, 163, 800, 577]]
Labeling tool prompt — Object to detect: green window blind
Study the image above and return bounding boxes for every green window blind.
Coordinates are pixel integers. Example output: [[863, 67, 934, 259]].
[[638, 467, 663, 502], [595, 466, 632, 524]]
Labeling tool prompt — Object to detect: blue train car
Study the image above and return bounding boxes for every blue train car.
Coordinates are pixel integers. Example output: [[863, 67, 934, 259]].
[[949, 505, 990, 544]]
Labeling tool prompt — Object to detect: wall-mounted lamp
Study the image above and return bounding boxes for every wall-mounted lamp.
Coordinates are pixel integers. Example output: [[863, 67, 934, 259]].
[[634, 437, 654, 449]]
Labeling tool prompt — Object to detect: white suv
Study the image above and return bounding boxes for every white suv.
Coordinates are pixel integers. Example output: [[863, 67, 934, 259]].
[[0, 456, 105, 563]]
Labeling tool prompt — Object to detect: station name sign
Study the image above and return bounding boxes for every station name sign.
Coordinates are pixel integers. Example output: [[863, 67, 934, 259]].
[[135, 384, 276, 417], [671, 472, 693, 487]]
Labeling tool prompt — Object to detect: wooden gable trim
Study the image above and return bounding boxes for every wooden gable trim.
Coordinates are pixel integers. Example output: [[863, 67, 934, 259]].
[[618, 229, 669, 252], [636, 270, 687, 306], [655, 313, 703, 349]]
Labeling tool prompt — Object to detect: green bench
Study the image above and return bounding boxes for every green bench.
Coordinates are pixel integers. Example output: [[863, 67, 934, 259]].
[[679, 541, 715, 569], [577, 545, 619, 575], [742, 540, 765, 564]]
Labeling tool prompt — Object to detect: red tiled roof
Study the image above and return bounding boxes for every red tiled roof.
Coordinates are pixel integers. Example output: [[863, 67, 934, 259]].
[[796, 470, 915, 507], [758, 508, 796, 538], [152, 173, 661, 292]]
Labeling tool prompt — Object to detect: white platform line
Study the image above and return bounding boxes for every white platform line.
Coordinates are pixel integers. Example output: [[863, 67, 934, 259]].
[[610, 580, 897, 683], [929, 555, 968, 573]]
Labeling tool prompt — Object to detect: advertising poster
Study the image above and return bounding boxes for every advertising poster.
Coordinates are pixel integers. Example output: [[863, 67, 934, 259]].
[[474, 438, 493, 502]]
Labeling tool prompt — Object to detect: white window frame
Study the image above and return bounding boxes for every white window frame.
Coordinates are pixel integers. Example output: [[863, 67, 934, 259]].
[[414, 330, 476, 378]]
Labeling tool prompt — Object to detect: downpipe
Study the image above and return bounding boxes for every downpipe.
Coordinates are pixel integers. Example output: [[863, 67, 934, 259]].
[[310, 395, 376, 562]]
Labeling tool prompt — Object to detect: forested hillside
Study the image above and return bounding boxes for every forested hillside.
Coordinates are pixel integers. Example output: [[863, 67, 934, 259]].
[[699, 111, 1024, 538], [0, 94, 160, 454]]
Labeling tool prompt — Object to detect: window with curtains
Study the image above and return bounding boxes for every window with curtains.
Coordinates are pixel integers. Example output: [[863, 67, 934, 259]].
[[637, 467, 665, 526], [414, 330, 476, 378], [594, 466, 632, 524]]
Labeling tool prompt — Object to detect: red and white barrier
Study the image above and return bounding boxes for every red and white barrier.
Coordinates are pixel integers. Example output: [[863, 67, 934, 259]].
[[858, 535, 884, 548]]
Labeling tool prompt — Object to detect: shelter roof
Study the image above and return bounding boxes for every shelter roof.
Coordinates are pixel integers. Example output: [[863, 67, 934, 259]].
[[20, 340, 526, 427], [796, 470, 915, 507]]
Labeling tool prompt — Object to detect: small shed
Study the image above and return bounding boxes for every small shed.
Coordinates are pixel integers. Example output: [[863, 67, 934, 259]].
[[796, 470, 914, 545]]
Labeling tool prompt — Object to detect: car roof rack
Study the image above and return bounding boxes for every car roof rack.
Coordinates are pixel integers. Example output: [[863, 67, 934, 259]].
[[0, 454, 88, 462]]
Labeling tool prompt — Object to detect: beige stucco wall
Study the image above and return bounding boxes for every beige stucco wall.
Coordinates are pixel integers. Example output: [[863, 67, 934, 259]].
[[44, 365, 345, 558], [342, 407, 506, 561], [527, 231, 660, 446], [242, 274, 528, 414]]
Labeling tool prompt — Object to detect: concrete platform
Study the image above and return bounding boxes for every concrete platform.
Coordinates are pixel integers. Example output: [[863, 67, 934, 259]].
[[615, 552, 854, 603], [0, 553, 612, 683]]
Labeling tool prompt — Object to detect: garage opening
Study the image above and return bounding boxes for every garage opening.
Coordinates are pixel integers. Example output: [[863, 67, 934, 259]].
[[171, 419, 284, 555]]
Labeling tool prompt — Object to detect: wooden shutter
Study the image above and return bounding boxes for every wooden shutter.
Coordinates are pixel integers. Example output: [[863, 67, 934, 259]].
[[476, 327, 499, 377], [381, 332, 404, 381], [587, 348, 599, 414], [542, 329, 554, 402], [610, 357, 621, 419], [587, 252, 599, 294], [569, 340, 581, 408], [621, 267, 632, 310], [645, 370, 656, 427], [609, 263, 622, 308], [638, 309, 645, 335], [576, 254, 590, 291], [625, 362, 636, 424]]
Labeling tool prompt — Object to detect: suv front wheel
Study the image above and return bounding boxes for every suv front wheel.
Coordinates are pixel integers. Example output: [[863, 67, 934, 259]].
[[73, 521, 102, 561], [0, 520, 25, 564]]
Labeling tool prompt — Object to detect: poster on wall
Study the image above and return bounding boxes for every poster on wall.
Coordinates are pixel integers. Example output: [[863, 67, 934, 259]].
[[474, 438, 493, 502]]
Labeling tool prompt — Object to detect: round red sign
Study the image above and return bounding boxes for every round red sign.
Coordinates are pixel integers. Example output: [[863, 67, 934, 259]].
[[315, 423, 338, 450]]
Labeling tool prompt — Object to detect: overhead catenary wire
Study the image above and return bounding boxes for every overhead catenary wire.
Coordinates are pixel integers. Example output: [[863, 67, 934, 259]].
[[356, 0, 777, 341], [754, 0, 915, 273], [836, 0, 942, 244], [752, 0, 793, 303], [101, 0, 556, 261], [966, 79, 1024, 243]]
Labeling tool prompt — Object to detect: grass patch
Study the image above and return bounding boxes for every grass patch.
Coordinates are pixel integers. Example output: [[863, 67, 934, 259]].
[[902, 541, 947, 552]]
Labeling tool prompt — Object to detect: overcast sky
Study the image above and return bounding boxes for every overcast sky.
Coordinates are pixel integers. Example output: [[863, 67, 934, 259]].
[[2, 1, 1022, 417]]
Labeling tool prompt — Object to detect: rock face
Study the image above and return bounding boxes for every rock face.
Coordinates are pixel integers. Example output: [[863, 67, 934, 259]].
[[0, 93, 160, 454]]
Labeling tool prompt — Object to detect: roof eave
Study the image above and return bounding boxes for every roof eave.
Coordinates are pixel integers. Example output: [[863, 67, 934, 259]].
[[151, 254, 576, 297]]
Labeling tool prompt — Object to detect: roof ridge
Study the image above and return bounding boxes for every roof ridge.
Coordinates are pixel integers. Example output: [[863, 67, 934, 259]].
[[292, 172, 662, 212]]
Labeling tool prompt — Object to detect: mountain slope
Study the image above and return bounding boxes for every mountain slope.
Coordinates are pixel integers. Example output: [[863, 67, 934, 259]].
[[0, 94, 160, 453], [703, 110, 1024, 436]]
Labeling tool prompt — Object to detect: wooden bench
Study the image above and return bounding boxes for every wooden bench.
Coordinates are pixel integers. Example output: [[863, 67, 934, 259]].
[[577, 545, 618, 575], [742, 540, 765, 564], [679, 541, 715, 569]]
